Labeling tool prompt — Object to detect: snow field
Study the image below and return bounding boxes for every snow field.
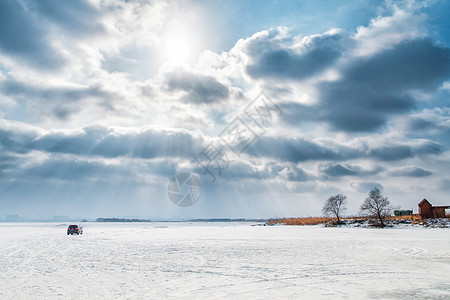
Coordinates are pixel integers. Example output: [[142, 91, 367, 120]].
[[0, 222, 449, 299]]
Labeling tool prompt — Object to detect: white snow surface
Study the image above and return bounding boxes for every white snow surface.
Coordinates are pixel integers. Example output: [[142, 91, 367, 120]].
[[1, 222, 449, 299]]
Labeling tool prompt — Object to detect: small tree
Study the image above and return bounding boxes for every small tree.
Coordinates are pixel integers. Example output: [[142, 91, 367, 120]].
[[360, 187, 391, 227], [322, 194, 347, 223]]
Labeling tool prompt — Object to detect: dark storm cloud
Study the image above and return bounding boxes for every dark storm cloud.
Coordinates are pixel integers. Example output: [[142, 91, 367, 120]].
[[319, 40, 450, 132], [164, 68, 230, 104], [0, 0, 103, 70], [246, 31, 348, 80], [389, 166, 432, 177]]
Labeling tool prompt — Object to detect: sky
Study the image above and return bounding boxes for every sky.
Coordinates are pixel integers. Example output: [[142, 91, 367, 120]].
[[1, 0, 450, 220]]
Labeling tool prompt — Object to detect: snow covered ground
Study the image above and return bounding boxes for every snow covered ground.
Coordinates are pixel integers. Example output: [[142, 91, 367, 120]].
[[1, 222, 449, 299]]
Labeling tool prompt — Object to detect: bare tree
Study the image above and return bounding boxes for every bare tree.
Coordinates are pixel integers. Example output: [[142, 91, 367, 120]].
[[322, 194, 347, 223], [360, 188, 391, 227]]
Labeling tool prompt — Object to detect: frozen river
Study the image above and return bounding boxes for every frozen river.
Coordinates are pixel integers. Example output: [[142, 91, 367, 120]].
[[1, 222, 449, 299]]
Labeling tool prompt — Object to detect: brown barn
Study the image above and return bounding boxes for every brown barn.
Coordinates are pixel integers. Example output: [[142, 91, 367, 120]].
[[418, 199, 450, 219]]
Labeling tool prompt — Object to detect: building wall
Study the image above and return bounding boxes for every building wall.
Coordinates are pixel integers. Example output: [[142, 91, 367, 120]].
[[418, 200, 450, 219], [419, 201, 433, 218], [433, 207, 447, 218]]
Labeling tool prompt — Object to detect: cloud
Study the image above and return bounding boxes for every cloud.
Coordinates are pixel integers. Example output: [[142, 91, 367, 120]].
[[246, 29, 349, 80], [0, 78, 110, 102], [389, 166, 432, 177], [368, 144, 414, 161], [319, 39, 450, 132], [345, 40, 450, 93], [263, 162, 310, 182], [407, 108, 450, 135], [163, 67, 230, 104], [0, 121, 205, 159], [0, 120, 42, 154], [0, 152, 181, 184], [0, 154, 18, 174], [0, 0, 103, 71], [0, 1, 65, 70], [409, 117, 439, 131], [31, 0, 104, 37], [353, 8, 427, 57], [368, 140, 442, 161], [1, 0, 450, 218], [250, 135, 442, 163], [237, 12, 450, 133], [322, 164, 357, 177], [0, 77, 115, 120], [320, 162, 384, 178], [22, 158, 133, 181], [251, 135, 355, 163], [37, 125, 204, 159]]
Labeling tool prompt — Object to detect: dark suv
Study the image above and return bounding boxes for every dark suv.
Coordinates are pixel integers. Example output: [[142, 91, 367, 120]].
[[67, 224, 83, 235]]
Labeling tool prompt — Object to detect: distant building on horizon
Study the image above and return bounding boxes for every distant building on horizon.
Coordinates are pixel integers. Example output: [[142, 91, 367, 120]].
[[393, 210, 413, 216], [418, 199, 450, 219]]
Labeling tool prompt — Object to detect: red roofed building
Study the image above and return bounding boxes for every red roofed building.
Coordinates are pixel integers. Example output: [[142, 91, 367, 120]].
[[418, 199, 450, 219]]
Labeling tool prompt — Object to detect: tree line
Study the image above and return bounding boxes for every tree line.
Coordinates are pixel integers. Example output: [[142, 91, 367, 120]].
[[322, 187, 391, 227]]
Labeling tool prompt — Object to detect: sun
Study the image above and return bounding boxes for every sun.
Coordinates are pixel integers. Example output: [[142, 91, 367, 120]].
[[162, 27, 196, 64]]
